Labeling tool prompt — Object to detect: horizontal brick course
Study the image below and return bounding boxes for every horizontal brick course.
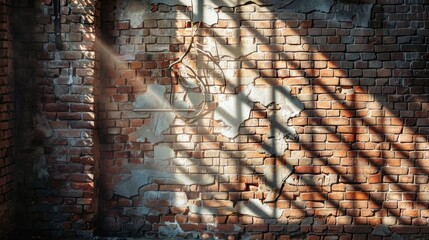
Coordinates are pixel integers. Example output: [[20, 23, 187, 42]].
[[4, 0, 429, 239]]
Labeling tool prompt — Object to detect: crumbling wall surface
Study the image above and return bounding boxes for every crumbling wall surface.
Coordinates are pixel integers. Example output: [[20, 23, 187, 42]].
[[0, 0, 14, 239], [13, 0, 100, 239], [97, 0, 429, 239]]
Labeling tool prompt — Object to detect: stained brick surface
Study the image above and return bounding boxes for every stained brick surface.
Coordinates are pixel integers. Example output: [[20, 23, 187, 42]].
[[1, 0, 428, 239], [97, 0, 429, 239], [0, 1, 13, 239]]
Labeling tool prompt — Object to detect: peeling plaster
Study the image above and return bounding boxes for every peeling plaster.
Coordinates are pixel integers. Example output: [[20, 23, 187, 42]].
[[248, 86, 304, 156], [236, 199, 283, 218], [154, 145, 175, 160], [214, 89, 253, 138], [332, 3, 374, 27], [33, 112, 53, 138], [132, 84, 176, 144], [158, 221, 199, 239], [151, 0, 218, 25], [280, 0, 334, 13], [264, 164, 293, 190], [151, 0, 373, 27], [114, 168, 215, 198], [121, 0, 152, 28]]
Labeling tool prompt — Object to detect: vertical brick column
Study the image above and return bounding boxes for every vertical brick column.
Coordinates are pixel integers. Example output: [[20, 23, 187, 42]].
[[0, 0, 14, 238], [13, 0, 99, 238]]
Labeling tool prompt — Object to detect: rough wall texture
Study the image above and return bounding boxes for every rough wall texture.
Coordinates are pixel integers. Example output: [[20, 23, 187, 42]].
[[97, 0, 429, 239], [0, 0, 14, 238], [13, 0, 99, 239], [3, 0, 429, 239]]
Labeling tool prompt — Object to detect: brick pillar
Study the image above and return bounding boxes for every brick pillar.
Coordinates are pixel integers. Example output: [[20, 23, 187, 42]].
[[0, 0, 14, 239], [13, 0, 99, 238]]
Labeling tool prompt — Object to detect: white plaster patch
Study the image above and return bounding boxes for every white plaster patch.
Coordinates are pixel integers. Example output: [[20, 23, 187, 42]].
[[236, 199, 283, 219], [248, 86, 304, 155], [154, 145, 175, 160], [214, 89, 253, 138], [132, 84, 176, 144], [280, 0, 335, 13], [151, 0, 218, 25], [264, 164, 293, 190], [121, 0, 151, 28], [332, 3, 374, 27], [114, 168, 215, 198]]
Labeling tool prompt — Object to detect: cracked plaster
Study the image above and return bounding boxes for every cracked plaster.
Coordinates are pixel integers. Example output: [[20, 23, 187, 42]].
[[264, 164, 293, 190], [213, 88, 253, 138], [114, 168, 215, 198], [249, 86, 304, 156], [121, 0, 151, 28], [147, 0, 373, 27], [131, 84, 206, 144]]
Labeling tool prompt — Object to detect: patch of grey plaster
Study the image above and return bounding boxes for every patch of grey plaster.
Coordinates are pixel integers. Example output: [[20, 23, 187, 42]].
[[135, 191, 188, 208], [151, 0, 218, 25], [280, 0, 335, 13], [332, 3, 374, 27], [134, 84, 170, 110], [33, 112, 53, 138], [121, 0, 152, 28], [371, 224, 392, 237], [124, 206, 168, 216], [158, 221, 199, 239], [154, 145, 175, 160], [264, 164, 293, 190], [236, 199, 283, 219], [175, 174, 215, 185], [114, 168, 215, 198], [34, 149, 49, 183], [223, 70, 258, 90], [214, 88, 253, 138], [115, 169, 169, 198], [152, 0, 373, 27], [248, 86, 304, 156], [68, 67, 73, 85], [132, 84, 176, 144], [172, 92, 204, 111]]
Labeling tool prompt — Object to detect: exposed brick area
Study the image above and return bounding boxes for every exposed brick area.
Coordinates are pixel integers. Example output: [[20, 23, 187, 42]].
[[1, 0, 428, 239], [97, 0, 429, 239], [0, 0, 13, 238], [13, 0, 99, 239]]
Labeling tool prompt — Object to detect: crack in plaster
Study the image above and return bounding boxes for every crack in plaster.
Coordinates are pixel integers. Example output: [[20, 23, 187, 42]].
[[248, 86, 304, 156], [114, 168, 215, 198], [280, 0, 335, 13], [236, 198, 284, 219], [213, 88, 253, 138], [148, 0, 373, 27], [264, 164, 293, 190], [131, 84, 176, 144], [120, 0, 152, 28]]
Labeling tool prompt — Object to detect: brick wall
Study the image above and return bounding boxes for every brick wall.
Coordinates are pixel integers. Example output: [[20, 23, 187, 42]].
[[13, 0, 99, 238], [97, 0, 429, 239], [6, 0, 429, 239], [0, 0, 14, 238]]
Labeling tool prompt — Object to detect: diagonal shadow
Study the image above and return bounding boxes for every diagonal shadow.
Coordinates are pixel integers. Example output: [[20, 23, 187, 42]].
[[96, 0, 429, 238]]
